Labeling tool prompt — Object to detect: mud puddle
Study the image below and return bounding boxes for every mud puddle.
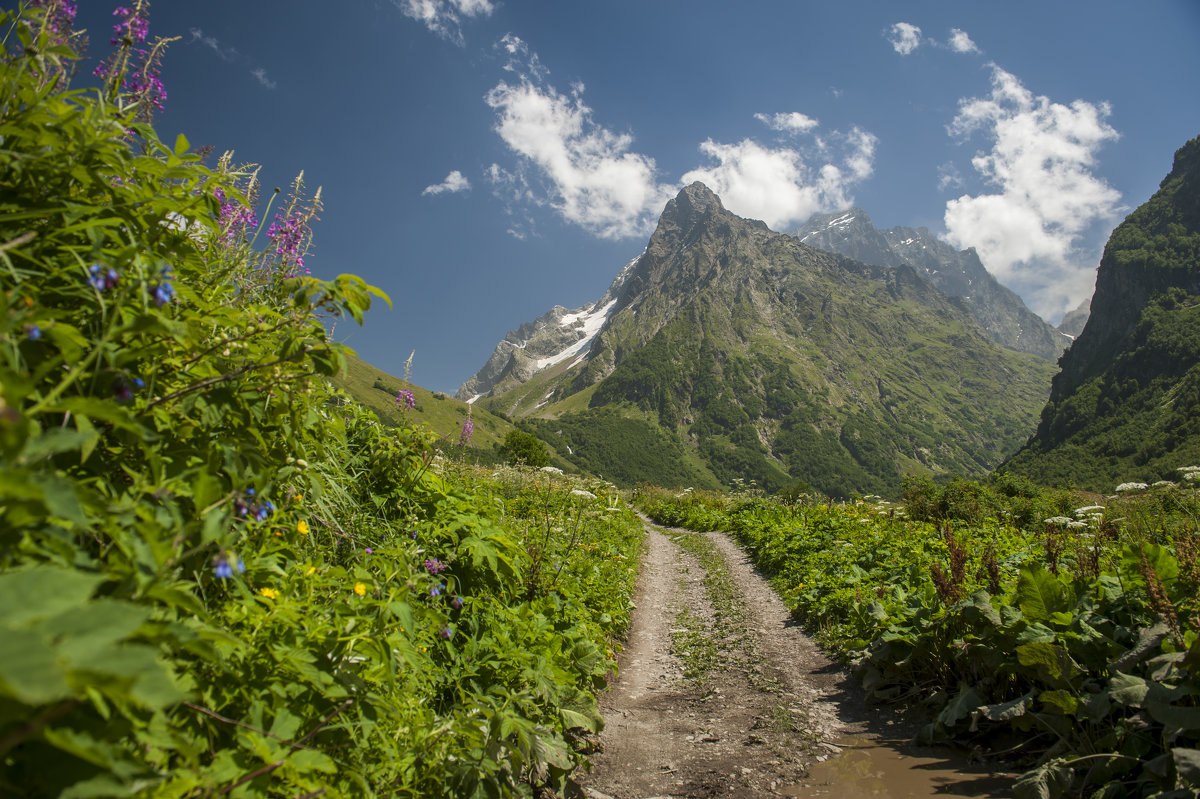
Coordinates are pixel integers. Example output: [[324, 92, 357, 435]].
[[783, 735, 1014, 798]]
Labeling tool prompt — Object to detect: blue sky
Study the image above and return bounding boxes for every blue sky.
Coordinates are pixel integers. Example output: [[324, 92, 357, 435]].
[[70, 1, 1200, 394]]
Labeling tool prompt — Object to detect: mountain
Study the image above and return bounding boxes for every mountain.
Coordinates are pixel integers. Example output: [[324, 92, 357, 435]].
[[1003, 135, 1200, 491], [462, 183, 1057, 497], [456, 255, 639, 402], [791, 209, 1071, 361], [1057, 297, 1092, 339]]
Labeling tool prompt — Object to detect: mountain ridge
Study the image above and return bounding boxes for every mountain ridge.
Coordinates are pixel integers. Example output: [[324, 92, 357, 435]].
[[467, 182, 1056, 497]]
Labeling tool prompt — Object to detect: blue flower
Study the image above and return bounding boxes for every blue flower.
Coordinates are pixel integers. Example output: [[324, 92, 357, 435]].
[[152, 280, 175, 307], [88, 264, 119, 291], [214, 559, 233, 579], [23, 324, 41, 341]]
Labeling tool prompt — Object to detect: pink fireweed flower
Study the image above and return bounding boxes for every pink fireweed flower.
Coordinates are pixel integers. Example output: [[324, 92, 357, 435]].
[[459, 418, 474, 447], [395, 389, 416, 411]]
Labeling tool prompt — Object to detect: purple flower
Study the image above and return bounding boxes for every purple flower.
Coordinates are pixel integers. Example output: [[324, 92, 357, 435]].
[[459, 418, 474, 447], [395, 389, 416, 411], [24, 324, 42, 341], [214, 560, 233, 579], [440, 626, 453, 640], [450, 596, 464, 610], [424, 557, 446, 575], [27, 0, 79, 45], [88, 264, 119, 291], [365, 548, 373, 554], [429, 585, 441, 598]]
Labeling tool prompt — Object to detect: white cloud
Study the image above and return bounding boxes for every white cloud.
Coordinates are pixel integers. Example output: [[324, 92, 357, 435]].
[[189, 28, 237, 61], [250, 67, 276, 90], [943, 65, 1121, 318], [888, 22, 922, 55], [755, 112, 820, 136], [394, 0, 494, 44], [948, 28, 980, 54], [485, 38, 876, 240], [422, 170, 471, 196], [484, 46, 674, 240], [680, 126, 877, 231]]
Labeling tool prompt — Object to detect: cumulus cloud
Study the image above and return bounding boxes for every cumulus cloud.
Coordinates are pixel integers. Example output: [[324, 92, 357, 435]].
[[948, 28, 980, 54], [888, 22, 922, 55], [394, 0, 494, 44], [943, 65, 1122, 318], [422, 170, 472, 196], [484, 39, 674, 240], [485, 36, 877, 239], [680, 127, 877, 230], [755, 112, 819, 136]]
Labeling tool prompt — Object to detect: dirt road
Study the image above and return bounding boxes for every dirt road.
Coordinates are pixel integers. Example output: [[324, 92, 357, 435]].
[[578, 519, 1013, 798]]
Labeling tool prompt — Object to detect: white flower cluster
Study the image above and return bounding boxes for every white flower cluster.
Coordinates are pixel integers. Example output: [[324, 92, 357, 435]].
[[1178, 466, 1200, 482], [1115, 482, 1148, 493]]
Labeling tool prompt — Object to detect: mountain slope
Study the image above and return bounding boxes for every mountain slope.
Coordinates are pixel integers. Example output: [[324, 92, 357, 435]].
[[792, 209, 1071, 360], [1004, 135, 1200, 490], [470, 183, 1056, 497]]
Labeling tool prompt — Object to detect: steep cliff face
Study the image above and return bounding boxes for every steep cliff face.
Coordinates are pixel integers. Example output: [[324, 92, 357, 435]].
[[1004, 135, 1200, 490], [792, 209, 1070, 360], [472, 183, 1056, 497]]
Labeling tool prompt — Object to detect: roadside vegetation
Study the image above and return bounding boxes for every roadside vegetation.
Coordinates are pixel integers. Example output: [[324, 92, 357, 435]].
[[0, 5, 641, 796], [638, 475, 1200, 799]]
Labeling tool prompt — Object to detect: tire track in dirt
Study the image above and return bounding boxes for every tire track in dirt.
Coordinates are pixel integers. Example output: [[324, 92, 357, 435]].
[[580, 517, 1014, 798]]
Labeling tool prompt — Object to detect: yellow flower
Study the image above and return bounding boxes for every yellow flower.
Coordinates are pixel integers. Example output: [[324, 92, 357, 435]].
[[354, 582, 366, 596], [306, 566, 318, 576], [259, 587, 279, 599], [297, 519, 310, 535]]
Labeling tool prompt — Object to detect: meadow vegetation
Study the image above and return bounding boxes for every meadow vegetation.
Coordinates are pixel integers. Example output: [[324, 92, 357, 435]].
[[0, 5, 642, 795], [638, 476, 1200, 798]]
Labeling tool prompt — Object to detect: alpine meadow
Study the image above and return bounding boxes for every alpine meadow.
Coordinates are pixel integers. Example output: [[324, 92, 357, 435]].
[[2, 3, 1200, 799]]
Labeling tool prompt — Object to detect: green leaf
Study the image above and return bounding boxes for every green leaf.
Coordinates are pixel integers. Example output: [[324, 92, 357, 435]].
[[287, 748, 337, 775], [1016, 565, 1070, 623], [977, 691, 1034, 722], [1108, 673, 1149, 707], [938, 685, 984, 727], [1145, 700, 1200, 731], [0, 628, 71, 703], [0, 566, 103, 628], [1017, 641, 1079, 686], [174, 133, 190, 156], [1038, 689, 1079, 716], [1173, 748, 1200, 786]]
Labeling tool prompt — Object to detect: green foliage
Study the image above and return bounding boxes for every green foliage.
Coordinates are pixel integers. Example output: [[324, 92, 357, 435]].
[[498, 429, 550, 467], [524, 406, 713, 489], [1007, 136, 1200, 492], [637, 480, 1200, 799], [0, 11, 643, 797]]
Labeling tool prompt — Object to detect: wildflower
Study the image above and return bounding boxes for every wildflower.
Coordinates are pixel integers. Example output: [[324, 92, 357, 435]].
[[440, 626, 453, 640], [88, 264, 119, 291], [113, 375, 144, 402], [364, 547, 373, 554], [24, 324, 41, 341], [459, 418, 474, 447], [424, 557, 446, 575], [430, 585, 441, 598], [354, 582, 366, 596], [259, 587, 278, 599], [296, 519, 310, 535], [395, 389, 416, 411], [151, 268, 175, 307], [306, 566, 317, 576], [450, 596, 464, 610], [1115, 482, 1148, 493], [213, 553, 244, 579]]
